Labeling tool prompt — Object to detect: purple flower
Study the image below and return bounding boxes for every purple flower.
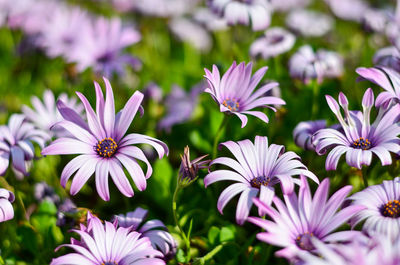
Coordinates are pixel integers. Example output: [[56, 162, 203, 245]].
[[193, 8, 228, 32], [204, 62, 286, 128], [361, 8, 388, 33], [0, 188, 14, 223], [208, 0, 271, 31], [67, 17, 141, 77], [0, 114, 49, 178], [179, 145, 210, 185], [356, 66, 400, 107], [37, 5, 91, 59], [158, 83, 203, 132], [350, 177, 400, 241], [269, 0, 310, 12], [286, 9, 334, 37], [34, 181, 60, 204], [143, 82, 163, 103], [56, 198, 77, 227], [41, 78, 168, 201], [248, 176, 365, 260], [50, 213, 165, 265], [373, 47, 400, 73], [250, 27, 295, 59], [133, 0, 200, 17], [293, 120, 327, 151], [22, 89, 84, 138], [314, 89, 400, 170], [325, 0, 369, 22], [204, 136, 318, 225], [115, 207, 177, 259], [169, 18, 212, 52], [289, 45, 343, 84]]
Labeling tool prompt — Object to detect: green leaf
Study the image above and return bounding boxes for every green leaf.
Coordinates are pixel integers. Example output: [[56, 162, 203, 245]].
[[37, 201, 57, 215], [146, 158, 173, 205], [189, 131, 212, 152], [219, 225, 236, 242], [208, 226, 220, 246], [176, 249, 186, 263], [17, 225, 38, 255]]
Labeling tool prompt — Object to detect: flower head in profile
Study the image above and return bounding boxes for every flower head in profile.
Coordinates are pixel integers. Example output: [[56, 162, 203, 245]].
[[269, 0, 310, 12], [204, 136, 318, 225], [179, 145, 210, 186], [325, 0, 369, 22], [22, 89, 84, 138], [373, 47, 400, 73], [0, 114, 49, 178], [42, 77, 168, 201], [208, 0, 271, 31], [286, 9, 334, 37], [293, 120, 328, 151], [0, 188, 14, 223], [115, 207, 177, 259], [67, 17, 141, 77], [313, 89, 400, 170], [250, 27, 295, 59], [169, 18, 212, 52], [248, 177, 365, 261], [204, 62, 285, 128], [356, 66, 400, 107], [34, 181, 60, 204], [50, 213, 165, 265], [350, 177, 400, 241]]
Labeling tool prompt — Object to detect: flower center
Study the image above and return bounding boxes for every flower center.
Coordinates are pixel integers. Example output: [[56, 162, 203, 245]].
[[295, 232, 314, 251], [222, 98, 240, 112], [102, 262, 118, 265], [381, 200, 400, 218], [352, 137, 371, 150], [96, 138, 118, 158], [250, 176, 271, 189], [268, 35, 285, 45], [97, 52, 114, 64]]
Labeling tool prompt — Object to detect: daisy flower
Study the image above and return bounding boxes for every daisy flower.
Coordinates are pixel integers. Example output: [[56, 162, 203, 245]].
[[0, 188, 14, 223]]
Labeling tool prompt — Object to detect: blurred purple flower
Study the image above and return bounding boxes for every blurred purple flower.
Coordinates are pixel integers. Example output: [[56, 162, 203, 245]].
[[289, 45, 343, 84], [115, 207, 177, 259], [373, 47, 400, 73], [248, 176, 365, 260], [325, 0, 369, 22], [169, 18, 212, 52], [34, 181, 60, 204], [269, 0, 310, 12], [293, 120, 327, 151], [41, 78, 168, 201], [56, 198, 77, 227], [350, 177, 400, 241], [193, 8, 228, 32], [68, 17, 141, 77], [356, 66, 400, 107], [133, 0, 200, 17], [286, 9, 334, 37], [204, 136, 318, 225], [37, 6, 91, 59], [0, 188, 14, 223], [0, 114, 49, 178], [208, 0, 271, 31], [22, 89, 84, 138], [51, 212, 165, 265], [179, 145, 210, 185], [204, 61, 285, 128], [361, 8, 389, 33], [158, 83, 203, 132], [143, 82, 163, 103], [314, 89, 400, 170], [250, 27, 295, 59]]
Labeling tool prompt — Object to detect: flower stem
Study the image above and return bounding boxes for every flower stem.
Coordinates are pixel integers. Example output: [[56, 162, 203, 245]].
[[311, 80, 320, 119], [361, 166, 369, 188], [212, 115, 229, 159], [172, 178, 191, 262]]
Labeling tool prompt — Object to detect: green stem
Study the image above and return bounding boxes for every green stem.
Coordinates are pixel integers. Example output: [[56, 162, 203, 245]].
[[311, 80, 320, 119], [361, 166, 369, 188], [172, 178, 191, 262], [212, 115, 229, 159]]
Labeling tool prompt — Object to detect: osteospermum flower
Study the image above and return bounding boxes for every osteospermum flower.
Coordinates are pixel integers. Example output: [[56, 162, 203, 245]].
[[293, 120, 328, 151], [50, 213, 165, 265], [373, 47, 400, 73], [356, 66, 400, 107], [115, 207, 177, 259], [204, 136, 318, 225], [286, 9, 334, 37], [41, 78, 168, 201], [0, 114, 49, 178], [314, 88, 400, 170], [22, 89, 84, 138], [350, 178, 400, 241], [325, 0, 369, 22], [204, 62, 286, 128], [208, 0, 271, 31], [0, 188, 14, 222], [169, 18, 212, 52], [248, 176, 365, 260], [250, 27, 295, 59]]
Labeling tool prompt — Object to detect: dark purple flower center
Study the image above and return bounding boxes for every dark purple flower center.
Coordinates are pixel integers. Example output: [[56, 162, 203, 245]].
[[97, 52, 114, 64], [238, 0, 253, 3], [268, 35, 285, 45], [352, 137, 371, 150], [381, 200, 400, 218], [102, 262, 118, 265], [295, 232, 314, 251], [222, 98, 239, 112], [250, 176, 270, 189], [96, 138, 118, 158]]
